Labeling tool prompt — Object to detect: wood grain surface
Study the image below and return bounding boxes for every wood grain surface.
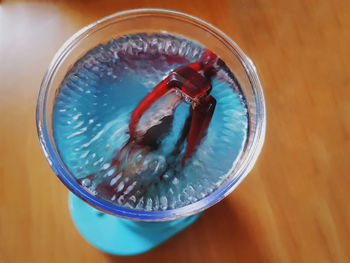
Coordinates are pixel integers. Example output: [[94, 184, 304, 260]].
[[1, 0, 350, 262]]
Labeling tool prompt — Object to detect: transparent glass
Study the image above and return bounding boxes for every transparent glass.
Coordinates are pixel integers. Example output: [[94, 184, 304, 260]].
[[36, 9, 266, 221]]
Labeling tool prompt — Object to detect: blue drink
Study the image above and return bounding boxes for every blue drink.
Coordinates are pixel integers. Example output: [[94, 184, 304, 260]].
[[53, 33, 248, 212]]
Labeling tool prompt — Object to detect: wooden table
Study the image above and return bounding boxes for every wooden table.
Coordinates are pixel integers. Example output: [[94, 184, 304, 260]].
[[1, 0, 349, 262]]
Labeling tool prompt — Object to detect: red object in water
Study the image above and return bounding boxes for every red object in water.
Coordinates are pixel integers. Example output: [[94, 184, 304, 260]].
[[126, 49, 218, 166], [83, 49, 219, 202]]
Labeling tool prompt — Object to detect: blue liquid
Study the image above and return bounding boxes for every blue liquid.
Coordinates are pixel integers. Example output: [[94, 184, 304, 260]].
[[53, 33, 248, 211]]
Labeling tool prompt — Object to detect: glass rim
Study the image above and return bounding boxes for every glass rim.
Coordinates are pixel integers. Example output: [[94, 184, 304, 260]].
[[36, 8, 266, 221]]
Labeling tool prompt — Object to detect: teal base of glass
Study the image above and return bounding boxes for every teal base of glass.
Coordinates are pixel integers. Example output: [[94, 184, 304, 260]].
[[68, 193, 201, 256]]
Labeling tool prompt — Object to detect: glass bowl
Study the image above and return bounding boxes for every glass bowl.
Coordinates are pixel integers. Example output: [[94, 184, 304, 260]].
[[36, 8, 266, 221]]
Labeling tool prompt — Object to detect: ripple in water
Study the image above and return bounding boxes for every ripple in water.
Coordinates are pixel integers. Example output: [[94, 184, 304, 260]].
[[53, 33, 248, 211]]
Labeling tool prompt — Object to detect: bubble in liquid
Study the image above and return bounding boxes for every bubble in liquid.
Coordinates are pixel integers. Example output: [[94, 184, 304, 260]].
[[82, 179, 91, 187]]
